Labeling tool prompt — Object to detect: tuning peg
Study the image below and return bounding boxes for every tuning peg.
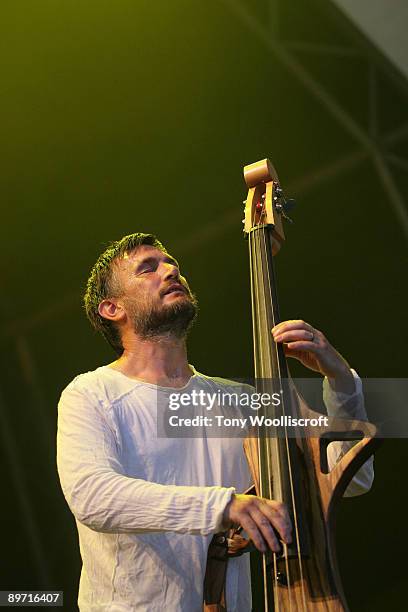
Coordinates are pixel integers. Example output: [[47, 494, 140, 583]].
[[282, 212, 294, 224], [283, 198, 296, 213], [275, 202, 295, 224], [275, 186, 284, 198]]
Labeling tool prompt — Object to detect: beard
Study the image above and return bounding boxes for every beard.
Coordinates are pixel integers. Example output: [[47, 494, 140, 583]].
[[125, 289, 198, 341]]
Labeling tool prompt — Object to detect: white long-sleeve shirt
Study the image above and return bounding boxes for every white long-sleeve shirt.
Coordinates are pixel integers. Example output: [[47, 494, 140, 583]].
[[56, 366, 373, 612]]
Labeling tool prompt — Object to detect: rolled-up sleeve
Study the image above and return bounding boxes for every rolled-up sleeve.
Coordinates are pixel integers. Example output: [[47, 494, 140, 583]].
[[57, 385, 234, 535], [323, 369, 374, 497]]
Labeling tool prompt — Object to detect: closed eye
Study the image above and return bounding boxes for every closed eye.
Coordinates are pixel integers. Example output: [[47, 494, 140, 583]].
[[135, 255, 180, 275]]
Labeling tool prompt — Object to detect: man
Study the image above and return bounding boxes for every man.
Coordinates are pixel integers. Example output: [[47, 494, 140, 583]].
[[57, 232, 373, 611]]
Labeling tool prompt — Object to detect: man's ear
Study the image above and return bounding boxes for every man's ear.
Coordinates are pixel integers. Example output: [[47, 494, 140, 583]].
[[98, 299, 125, 323]]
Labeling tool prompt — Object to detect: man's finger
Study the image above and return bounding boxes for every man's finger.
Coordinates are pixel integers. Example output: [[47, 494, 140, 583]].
[[286, 340, 318, 352], [239, 515, 271, 553], [249, 508, 287, 552], [257, 503, 292, 544], [273, 329, 315, 343], [272, 320, 312, 334]]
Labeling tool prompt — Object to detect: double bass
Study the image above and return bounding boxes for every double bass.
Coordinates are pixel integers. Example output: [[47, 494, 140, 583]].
[[204, 158, 380, 611]]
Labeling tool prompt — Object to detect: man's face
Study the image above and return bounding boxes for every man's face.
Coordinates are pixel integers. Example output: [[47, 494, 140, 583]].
[[112, 245, 198, 340]]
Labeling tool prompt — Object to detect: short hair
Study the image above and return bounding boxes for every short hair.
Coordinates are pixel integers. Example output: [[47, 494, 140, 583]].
[[84, 232, 167, 355]]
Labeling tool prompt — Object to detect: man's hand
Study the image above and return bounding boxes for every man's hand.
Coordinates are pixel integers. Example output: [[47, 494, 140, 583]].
[[272, 320, 355, 395], [222, 494, 292, 553]]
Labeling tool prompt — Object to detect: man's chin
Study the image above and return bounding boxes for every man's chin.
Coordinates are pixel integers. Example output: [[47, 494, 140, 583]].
[[133, 299, 198, 340], [163, 298, 198, 326]]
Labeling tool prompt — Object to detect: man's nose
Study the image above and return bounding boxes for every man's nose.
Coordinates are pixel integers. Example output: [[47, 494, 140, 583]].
[[163, 262, 180, 281]]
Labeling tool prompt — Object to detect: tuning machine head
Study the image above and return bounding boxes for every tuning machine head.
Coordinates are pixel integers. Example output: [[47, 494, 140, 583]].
[[274, 184, 296, 224]]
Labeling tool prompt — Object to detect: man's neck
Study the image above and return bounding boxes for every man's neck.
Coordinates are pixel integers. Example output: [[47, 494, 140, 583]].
[[108, 335, 193, 388]]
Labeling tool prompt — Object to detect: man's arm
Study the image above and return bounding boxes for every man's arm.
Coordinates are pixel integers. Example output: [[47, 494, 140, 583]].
[[272, 320, 375, 497], [324, 369, 374, 497], [57, 385, 235, 536], [57, 383, 292, 552]]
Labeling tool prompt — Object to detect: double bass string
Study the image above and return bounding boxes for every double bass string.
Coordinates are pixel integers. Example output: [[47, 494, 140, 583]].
[[249, 206, 279, 609], [257, 229, 282, 611], [252, 210, 307, 610], [257, 225, 294, 612], [250, 220, 289, 611], [249, 226, 281, 611], [260, 225, 307, 612]]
